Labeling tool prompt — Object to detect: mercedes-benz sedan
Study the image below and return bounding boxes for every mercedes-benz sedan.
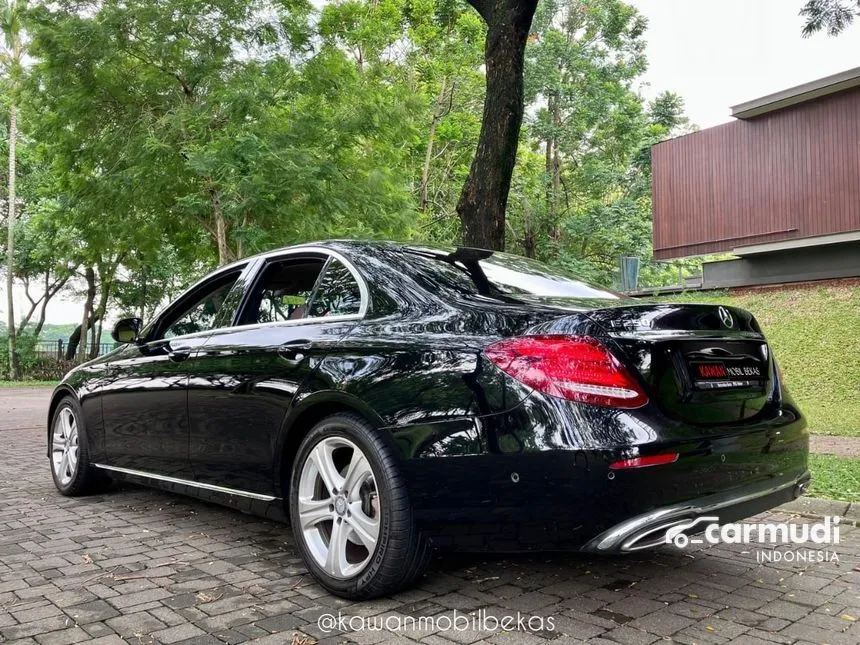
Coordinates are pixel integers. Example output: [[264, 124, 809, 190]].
[[48, 240, 809, 598]]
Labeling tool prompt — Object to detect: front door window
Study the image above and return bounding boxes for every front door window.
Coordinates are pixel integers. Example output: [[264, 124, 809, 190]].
[[152, 271, 242, 340]]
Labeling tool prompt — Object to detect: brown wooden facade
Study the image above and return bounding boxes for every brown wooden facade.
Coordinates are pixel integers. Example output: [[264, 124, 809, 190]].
[[652, 85, 860, 260]]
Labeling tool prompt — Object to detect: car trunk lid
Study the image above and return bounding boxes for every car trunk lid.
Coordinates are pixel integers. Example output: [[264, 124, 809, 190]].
[[595, 303, 776, 425], [527, 303, 779, 426]]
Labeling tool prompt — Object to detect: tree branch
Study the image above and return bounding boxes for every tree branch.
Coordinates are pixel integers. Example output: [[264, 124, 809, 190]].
[[464, 0, 494, 24]]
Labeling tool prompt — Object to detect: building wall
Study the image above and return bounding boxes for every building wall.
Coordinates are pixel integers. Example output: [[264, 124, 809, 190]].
[[652, 86, 860, 260], [701, 242, 860, 289]]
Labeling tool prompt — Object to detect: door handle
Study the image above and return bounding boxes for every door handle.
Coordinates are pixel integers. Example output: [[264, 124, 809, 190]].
[[279, 340, 313, 363]]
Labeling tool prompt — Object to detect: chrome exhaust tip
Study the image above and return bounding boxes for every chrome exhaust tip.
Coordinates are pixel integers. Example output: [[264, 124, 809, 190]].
[[794, 481, 809, 498], [620, 517, 697, 552]]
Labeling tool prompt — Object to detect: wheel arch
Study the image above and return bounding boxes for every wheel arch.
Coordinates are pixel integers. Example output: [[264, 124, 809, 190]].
[[46, 385, 78, 458], [275, 391, 386, 499]]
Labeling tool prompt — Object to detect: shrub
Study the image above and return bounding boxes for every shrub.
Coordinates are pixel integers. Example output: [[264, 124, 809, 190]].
[[0, 333, 75, 381]]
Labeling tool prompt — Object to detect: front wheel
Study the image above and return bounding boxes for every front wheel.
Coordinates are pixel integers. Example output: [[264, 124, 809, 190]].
[[50, 396, 110, 496], [289, 413, 431, 599]]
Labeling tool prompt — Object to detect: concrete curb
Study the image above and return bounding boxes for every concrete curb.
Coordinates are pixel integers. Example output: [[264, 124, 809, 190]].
[[778, 496, 860, 526]]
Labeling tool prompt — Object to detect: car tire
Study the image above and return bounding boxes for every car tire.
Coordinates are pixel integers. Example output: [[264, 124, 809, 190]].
[[289, 413, 432, 599], [49, 396, 110, 496]]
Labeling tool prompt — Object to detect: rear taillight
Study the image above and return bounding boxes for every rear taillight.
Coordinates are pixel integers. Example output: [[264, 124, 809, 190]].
[[610, 453, 678, 470], [485, 335, 648, 409]]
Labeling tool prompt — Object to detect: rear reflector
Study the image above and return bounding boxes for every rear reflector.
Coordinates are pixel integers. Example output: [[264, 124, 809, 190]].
[[609, 453, 679, 470], [485, 335, 648, 409]]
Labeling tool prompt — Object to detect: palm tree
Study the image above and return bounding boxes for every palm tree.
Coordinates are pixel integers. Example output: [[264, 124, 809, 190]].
[[800, 0, 859, 36], [1, 0, 24, 379]]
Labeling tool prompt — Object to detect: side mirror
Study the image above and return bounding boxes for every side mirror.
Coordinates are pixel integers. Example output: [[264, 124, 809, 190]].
[[112, 317, 143, 344]]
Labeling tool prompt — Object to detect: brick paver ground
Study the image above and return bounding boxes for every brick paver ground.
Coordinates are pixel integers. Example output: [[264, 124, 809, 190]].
[[1, 388, 858, 644], [810, 435, 860, 459]]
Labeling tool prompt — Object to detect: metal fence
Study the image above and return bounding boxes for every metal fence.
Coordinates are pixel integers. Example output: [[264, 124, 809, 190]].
[[34, 340, 115, 360], [615, 257, 705, 295]]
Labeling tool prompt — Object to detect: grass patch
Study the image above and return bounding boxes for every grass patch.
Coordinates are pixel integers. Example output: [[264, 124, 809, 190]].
[[808, 454, 860, 503], [0, 380, 59, 388], [658, 284, 860, 437]]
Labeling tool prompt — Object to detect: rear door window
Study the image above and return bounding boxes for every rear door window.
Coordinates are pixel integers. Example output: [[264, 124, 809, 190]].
[[308, 258, 363, 318], [240, 257, 327, 325]]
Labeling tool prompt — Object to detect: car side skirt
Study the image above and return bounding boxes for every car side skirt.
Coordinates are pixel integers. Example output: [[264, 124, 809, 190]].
[[93, 463, 286, 520]]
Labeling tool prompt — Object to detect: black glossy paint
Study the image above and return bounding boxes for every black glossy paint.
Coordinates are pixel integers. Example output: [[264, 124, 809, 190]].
[[49, 240, 809, 552]]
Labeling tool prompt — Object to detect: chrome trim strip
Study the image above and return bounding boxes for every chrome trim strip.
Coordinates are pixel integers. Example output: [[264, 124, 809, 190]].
[[206, 313, 363, 336], [92, 464, 279, 502], [582, 472, 809, 553], [135, 313, 363, 345], [609, 330, 765, 341]]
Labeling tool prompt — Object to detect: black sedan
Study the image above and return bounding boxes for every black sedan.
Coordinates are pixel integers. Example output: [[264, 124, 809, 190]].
[[48, 240, 809, 598]]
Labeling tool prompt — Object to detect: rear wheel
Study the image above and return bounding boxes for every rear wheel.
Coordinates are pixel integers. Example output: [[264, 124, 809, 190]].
[[50, 397, 110, 496], [289, 413, 431, 599]]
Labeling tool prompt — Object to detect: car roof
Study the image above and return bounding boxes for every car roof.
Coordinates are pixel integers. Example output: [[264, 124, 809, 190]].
[[261, 239, 454, 255], [237, 239, 466, 264]]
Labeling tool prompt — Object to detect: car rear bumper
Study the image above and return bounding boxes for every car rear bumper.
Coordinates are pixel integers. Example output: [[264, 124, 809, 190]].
[[398, 399, 809, 552], [581, 469, 812, 553]]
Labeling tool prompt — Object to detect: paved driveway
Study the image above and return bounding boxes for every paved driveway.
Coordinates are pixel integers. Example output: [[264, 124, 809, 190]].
[[1, 387, 858, 645]]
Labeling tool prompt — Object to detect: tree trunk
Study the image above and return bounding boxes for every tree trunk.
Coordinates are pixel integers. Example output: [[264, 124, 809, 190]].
[[64, 319, 96, 361], [544, 137, 553, 205], [236, 214, 248, 259], [215, 209, 229, 266], [420, 77, 448, 213], [544, 92, 562, 222], [17, 278, 42, 336], [139, 267, 147, 321], [208, 180, 231, 266], [34, 273, 70, 338], [5, 102, 17, 379], [34, 294, 49, 338], [550, 95, 562, 204], [90, 319, 103, 359], [77, 267, 96, 359], [457, 0, 539, 251], [88, 270, 114, 359], [88, 318, 97, 356]]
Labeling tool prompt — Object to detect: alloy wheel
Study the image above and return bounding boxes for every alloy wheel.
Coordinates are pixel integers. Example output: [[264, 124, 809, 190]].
[[297, 436, 381, 580], [52, 407, 79, 486]]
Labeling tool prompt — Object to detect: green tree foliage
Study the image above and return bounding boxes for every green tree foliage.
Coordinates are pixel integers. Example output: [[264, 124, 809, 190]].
[[800, 0, 859, 36], [27, 0, 418, 268], [21, 0, 433, 355], [510, 0, 651, 283], [319, 0, 486, 243], [8, 198, 77, 336], [0, 0, 694, 372]]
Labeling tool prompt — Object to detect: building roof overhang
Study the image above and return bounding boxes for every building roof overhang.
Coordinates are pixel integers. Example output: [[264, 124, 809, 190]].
[[731, 66, 860, 119], [733, 231, 860, 256]]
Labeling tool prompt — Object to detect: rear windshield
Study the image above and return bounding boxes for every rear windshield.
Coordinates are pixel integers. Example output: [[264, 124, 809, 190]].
[[402, 248, 621, 301]]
